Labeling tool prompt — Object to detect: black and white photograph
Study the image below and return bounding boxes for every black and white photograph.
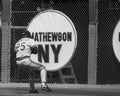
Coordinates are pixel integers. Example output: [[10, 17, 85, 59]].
[[0, 0, 120, 96]]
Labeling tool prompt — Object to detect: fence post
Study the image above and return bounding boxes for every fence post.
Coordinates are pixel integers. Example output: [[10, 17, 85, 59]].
[[88, 0, 98, 84], [1, 0, 11, 83]]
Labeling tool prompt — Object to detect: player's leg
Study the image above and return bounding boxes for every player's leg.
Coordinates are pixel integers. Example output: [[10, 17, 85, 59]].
[[40, 67, 52, 92], [40, 66, 47, 85], [29, 68, 38, 93], [16, 59, 38, 93], [30, 59, 52, 92]]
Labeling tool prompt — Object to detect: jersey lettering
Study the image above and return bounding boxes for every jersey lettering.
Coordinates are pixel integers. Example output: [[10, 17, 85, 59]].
[[20, 42, 26, 50], [17, 42, 26, 52]]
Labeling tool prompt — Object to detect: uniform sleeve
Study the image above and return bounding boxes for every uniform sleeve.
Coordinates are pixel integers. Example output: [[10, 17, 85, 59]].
[[28, 39, 37, 47]]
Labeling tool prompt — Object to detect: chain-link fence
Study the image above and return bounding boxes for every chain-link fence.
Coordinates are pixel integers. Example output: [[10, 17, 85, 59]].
[[0, 27, 1, 82], [97, 0, 120, 84], [10, 0, 88, 84], [8, 0, 120, 84], [0, 0, 1, 81]]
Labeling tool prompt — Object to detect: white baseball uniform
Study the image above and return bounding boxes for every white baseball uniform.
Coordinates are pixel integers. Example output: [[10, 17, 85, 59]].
[[14, 37, 46, 83], [15, 38, 35, 58]]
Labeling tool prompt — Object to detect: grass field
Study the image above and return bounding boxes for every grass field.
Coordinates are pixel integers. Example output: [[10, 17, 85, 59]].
[[0, 83, 120, 96]]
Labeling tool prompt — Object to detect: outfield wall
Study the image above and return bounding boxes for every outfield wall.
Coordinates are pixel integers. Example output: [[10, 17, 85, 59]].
[[1, 0, 120, 84], [10, 1, 88, 84]]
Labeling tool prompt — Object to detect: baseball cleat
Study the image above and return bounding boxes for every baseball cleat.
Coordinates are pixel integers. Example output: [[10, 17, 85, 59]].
[[41, 85, 52, 92]]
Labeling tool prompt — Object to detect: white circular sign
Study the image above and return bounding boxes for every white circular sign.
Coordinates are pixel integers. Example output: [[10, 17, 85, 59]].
[[27, 10, 77, 71], [113, 20, 120, 63]]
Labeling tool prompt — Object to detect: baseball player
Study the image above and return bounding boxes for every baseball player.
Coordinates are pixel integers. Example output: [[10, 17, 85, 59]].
[[14, 30, 51, 93]]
